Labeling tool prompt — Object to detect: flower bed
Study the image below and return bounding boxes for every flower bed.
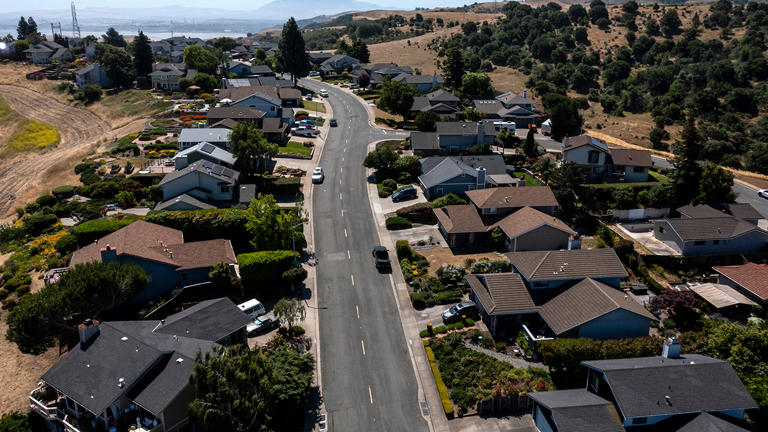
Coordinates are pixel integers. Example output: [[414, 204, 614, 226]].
[[178, 114, 207, 122]]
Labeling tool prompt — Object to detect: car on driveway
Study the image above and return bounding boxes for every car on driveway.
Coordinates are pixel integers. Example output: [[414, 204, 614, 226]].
[[297, 119, 315, 127], [312, 167, 324, 183], [392, 186, 417, 202], [304, 93, 313, 101], [442, 301, 478, 324], [372, 246, 390, 270], [291, 126, 318, 137], [247, 313, 279, 336], [329, 118, 337, 127], [759, 189, 768, 199]]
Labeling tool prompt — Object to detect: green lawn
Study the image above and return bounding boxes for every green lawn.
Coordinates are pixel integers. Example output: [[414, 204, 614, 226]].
[[649, 170, 673, 183], [301, 100, 326, 113], [513, 171, 543, 186], [277, 141, 312, 156]]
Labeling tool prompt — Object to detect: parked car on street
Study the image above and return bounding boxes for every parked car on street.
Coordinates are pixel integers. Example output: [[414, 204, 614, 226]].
[[237, 298, 266, 319], [312, 167, 324, 183], [392, 186, 417, 202], [329, 118, 337, 127], [319, 89, 329, 97], [309, 71, 320, 77], [759, 189, 768, 199], [247, 313, 279, 336], [442, 301, 478, 324], [372, 246, 390, 270]]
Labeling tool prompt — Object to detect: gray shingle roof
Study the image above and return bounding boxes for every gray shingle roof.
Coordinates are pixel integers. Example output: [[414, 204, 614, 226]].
[[173, 142, 237, 166], [496, 91, 533, 107], [178, 128, 231, 144], [153, 194, 215, 211], [505, 248, 628, 282], [527, 389, 624, 432], [427, 89, 459, 103], [582, 354, 758, 418], [608, 147, 652, 168], [158, 160, 239, 187], [410, 97, 431, 112], [207, 106, 266, 121], [437, 121, 482, 134], [678, 203, 763, 221], [662, 216, 764, 241], [539, 278, 656, 335], [154, 298, 251, 342], [418, 157, 477, 189], [673, 412, 753, 432], [472, 99, 505, 115], [420, 155, 507, 176], [125, 351, 196, 415], [410, 132, 440, 151]]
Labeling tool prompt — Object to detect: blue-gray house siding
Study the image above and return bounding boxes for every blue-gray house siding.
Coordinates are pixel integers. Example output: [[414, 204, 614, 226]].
[[564, 308, 652, 340]]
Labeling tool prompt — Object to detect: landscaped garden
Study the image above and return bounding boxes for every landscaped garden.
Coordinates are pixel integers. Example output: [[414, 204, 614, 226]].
[[425, 330, 553, 417], [149, 118, 180, 128], [512, 171, 543, 186]]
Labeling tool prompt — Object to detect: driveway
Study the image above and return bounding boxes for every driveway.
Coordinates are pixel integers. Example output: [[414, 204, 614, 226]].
[[615, 224, 679, 255], [299, 78, 426, 432]]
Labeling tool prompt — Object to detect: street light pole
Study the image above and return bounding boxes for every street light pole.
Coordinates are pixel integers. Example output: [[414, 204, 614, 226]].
[[292, 222, 308, 266]]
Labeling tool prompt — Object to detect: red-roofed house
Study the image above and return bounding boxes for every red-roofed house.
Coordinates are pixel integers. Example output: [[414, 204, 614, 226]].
[[713, 262, 768, 304]]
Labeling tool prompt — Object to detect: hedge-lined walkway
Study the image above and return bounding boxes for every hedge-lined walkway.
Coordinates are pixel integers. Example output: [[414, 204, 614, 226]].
[[463, 341, 549, 372]]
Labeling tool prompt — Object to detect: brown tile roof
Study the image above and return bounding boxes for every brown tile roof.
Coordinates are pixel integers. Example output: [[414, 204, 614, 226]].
[[70, 220, 183, 267], [608, 148, 652, 168], [209, 118, 238, 129], [539, 278, 657, 335], [207, 106, 265, 120], [70, 221, 235, 270], [505, 248, 628, 281], [466, 186, 558, 209], [466, 273, 537, 315], [261, 117, 287, 134], [434, 205, 486, 233], [563, 135, 607, 152], [278, 88, 301, 100], [713, 262, 768, 301], [492, 207, 576, 239]]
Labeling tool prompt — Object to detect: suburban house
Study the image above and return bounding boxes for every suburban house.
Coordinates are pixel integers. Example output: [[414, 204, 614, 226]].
[[354, 63, 413, 87], [686, 281, 757, 314], [392, 72, 444, 93], [177, 128, 231, 150], [496, 91, 535, 111], [678, 203, 763, 225], [153, 194, 215, 211], [69, 221, 237, 299], [250, 64, 274, 77], [308, 51, 333, 65], [713, 262, 768, 304], [24, 41, 72, 64], [471, 99, 544, 128], [320, 54, 359, 74], [409, 89, 461, 119], [30, 298, 250, 432], [172, 142, 236, 169], [149, 63, 196, 91], [418, 155, 517, 199], [562, 135, 653, 183], [529, 343, 758, 431], [224, 60, 253, 77], [505, 248, 629, 289], [468, 273, 655, 339], [75, 63, 112, 88], [652, 216, 768, 255], [149, 40, 172, 57], [411, 121, 498, 155], [206, 106, 265, 126], [220, 76, 293, 89], [220, 85, 301, 111], [435, 205, 576, 251], [466, 186, 559, 216], [158, 160, 239, 203]]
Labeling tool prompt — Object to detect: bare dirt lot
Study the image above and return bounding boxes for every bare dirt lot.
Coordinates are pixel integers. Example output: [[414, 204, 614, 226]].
[[417, 247, 501, 276]]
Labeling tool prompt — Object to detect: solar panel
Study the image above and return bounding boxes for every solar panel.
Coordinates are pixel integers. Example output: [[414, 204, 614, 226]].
[[221, 168, 235, 178], [213, 165, 225, 175], [202, 160, 215, 170], [200, 143, 215, 154]]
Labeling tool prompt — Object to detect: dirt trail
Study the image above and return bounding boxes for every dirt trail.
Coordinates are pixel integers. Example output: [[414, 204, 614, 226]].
[[0, 85, 142, 219]]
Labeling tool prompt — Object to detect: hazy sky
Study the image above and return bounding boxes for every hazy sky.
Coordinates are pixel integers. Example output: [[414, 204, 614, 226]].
[[11, 0, 471, 11]]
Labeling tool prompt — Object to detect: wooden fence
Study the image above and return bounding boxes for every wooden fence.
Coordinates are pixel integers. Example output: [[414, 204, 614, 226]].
[[476, 394, 533, 415]]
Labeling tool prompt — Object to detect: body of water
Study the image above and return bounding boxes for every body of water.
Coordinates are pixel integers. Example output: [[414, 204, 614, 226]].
[[0, 27, 254, 41]]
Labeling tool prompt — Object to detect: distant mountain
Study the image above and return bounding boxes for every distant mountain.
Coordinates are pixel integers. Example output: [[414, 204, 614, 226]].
[[253, 0, 384, 20]]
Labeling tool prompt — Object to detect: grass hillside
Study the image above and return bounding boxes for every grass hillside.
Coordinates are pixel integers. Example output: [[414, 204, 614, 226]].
[[0, 94, 59, 156]]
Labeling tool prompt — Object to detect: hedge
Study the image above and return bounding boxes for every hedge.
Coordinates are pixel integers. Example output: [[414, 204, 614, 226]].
[[395, 240, 414, 260], [72, 217, 136, 246], [259, 177, 302, 195], [35, 195, 57, 208], [52, 185, 77, 199], [237, 250, 296, 286], [385, 216, 412, 230], [426, 346, 454, 417], [145, 208, 250, 251]]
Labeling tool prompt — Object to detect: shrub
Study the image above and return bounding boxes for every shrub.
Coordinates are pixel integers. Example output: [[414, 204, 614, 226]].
[[382, 178, 397, 190], [237, 250, 296, 285], [145, 208, 251, 251], [426, 346, 454, 417], [0, 289, 8, 299], [21, 213, 58, 237], [428, 193, 466, 208], [51, 185, 76, 199], [290, 325, 306, 337], [433, 325, 448, 334], [15, 286, 30, 297], [54, 233, 78, 254], [260, 176, 302, 195], [410, 292, 433, 308], [377, 183, 394, 197], [495, 341, 507, 351], [4, 273, 31, 293], [35, 195, 57, 208], [72, 217, 136, 246], [73, 84, 103, 104], [281, 266, 308, 286], [396, 240, 414, 260], [385, 216, 412, 230], [419, 329, 430, 338], [433, 289, 462, 305]]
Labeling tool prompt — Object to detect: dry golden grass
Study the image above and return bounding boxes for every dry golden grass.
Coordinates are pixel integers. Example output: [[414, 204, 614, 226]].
[[418, 247, 501, 277]]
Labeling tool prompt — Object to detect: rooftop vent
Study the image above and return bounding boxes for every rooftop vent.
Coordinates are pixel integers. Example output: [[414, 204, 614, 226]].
[[118, 378, 125, 388], [120, 336, 128, 342], [665, 395, 671, 406], [176, 358, 184, 364]]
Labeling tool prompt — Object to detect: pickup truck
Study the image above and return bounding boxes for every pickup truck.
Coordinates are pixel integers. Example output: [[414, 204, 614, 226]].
[[291, 126, 318, 137]]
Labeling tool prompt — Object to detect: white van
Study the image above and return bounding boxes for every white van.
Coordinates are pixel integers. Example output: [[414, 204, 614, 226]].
[[493, 121, 516, 133], [541, 119, 552, 136], [237, 298, 266, 319]]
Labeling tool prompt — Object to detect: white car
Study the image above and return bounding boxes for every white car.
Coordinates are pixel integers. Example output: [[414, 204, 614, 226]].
[[312, 167, 324, 183], [319, 89, 329, 97], [291, 126, 318, 137], [759, 189, 768, 200]]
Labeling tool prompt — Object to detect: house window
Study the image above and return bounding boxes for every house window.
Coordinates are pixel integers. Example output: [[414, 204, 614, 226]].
[[633, 166, 646, 173], [659, 227, 665, 234], [221, 185, 231, 193], [271, 106, 276, 111], [632, 417, 648, 425], [694, 240, 706, 246], [588, 151, 600, 164]]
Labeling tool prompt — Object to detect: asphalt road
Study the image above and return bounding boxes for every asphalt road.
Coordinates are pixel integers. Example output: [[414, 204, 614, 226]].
[[299, 78, 427, 432]]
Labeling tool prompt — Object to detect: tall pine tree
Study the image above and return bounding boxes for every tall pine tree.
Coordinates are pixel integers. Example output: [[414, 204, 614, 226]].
[[672, 114, 702, 206], [133, 31, 153, 80], [442, 47, 465, 89], [16, 17, 27, 41], [103, 27, 126, 47], [278, 17, 310, 85]]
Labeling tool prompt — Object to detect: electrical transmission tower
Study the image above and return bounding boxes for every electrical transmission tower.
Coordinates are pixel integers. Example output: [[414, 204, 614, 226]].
[[50, 22, 62, 39], [71, 1, 81, 39]]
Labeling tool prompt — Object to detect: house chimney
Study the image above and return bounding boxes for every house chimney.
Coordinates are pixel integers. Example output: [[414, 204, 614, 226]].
[[78, 319, 100, 348], [523, 90, 527, 99], [662, 337, 681, 358], [100, 244, 116, 263], [568, 235, 581, 250], [476, 121, 485, 146], [476, 167, 487, 190], [564, 136, 570, 148]]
